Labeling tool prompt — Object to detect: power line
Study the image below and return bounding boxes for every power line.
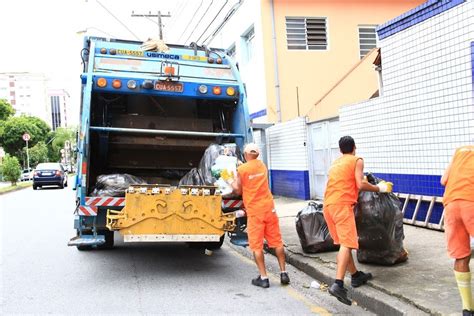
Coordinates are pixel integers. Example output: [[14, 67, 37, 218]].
[[184, 0, 214, 45], [202, 0, 243, 45], [168, 0, 187, 30], [177, 0, 204, 43], [96, 0, 140, 40], [196, 0, 229, 44]]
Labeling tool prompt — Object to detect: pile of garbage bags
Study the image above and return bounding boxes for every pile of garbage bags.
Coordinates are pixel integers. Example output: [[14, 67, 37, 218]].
[[90, 174, 146, 197], [355, 173, 408, 265], [179, 143, 241, 195], [295, 201, 339, 253]]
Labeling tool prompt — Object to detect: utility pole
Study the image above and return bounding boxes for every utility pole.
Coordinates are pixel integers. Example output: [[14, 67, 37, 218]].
[[131, 11, 171, 40]]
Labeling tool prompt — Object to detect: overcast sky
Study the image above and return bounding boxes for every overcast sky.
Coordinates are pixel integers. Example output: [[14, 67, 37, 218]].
[[0, 0, 236, 125]]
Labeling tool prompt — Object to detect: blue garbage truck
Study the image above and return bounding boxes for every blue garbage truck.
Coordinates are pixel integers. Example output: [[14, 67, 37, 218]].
[[68, 37, 251, 250]]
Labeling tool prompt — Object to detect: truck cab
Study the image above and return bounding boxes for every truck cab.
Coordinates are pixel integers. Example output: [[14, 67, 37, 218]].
[[69, 37, 251, 250]]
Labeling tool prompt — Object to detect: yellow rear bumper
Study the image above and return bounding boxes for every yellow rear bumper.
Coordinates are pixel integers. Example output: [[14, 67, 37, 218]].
[[106, 186, 236, 241]]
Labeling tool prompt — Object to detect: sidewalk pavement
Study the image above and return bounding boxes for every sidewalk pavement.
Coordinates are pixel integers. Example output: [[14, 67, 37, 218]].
[[229, 196, 463, 316]]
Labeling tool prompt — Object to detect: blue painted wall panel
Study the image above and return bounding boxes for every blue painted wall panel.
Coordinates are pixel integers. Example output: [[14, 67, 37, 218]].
[[270, 170, 310, 200]]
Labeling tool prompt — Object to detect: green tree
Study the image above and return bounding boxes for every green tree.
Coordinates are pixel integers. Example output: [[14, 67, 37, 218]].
[[1, 154, 21, 185], [0, 99, 15, 121], [26, 141, 49, 167], [48, 127, 76, 162], [0, 116, 51, 160]]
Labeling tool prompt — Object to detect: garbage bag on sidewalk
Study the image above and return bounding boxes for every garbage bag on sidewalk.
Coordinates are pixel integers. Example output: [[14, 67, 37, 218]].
[[295, 201, 339, 253], [355, 173, 408, 265], [91, 174, 147, 197]]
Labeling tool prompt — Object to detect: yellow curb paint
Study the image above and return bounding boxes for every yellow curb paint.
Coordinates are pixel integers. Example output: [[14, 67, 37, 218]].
[[229, 247, 332, 315]]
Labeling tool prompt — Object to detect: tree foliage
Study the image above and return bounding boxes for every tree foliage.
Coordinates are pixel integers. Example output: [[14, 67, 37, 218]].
[[27, 141, 49, 167], [0, 99, 15, 122], [0, 116, 51, 158], [48, 127, 76, 162], [1, 154, 21, 185]]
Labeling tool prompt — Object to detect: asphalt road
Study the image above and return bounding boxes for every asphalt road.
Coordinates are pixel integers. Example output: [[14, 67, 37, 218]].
[[0, 186, 371, 315]]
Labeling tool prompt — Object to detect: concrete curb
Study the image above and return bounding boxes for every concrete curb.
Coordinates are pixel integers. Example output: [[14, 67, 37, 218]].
[[0, 183, 32, 195], [225, 240, 429, 316]]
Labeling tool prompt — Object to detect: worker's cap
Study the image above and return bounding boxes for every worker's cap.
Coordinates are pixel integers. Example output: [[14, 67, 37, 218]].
[[244, 143, 260, 154]]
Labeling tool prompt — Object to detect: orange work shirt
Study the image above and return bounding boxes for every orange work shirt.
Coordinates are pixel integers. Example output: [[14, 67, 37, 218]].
[[324, 154, 362, 206], [443, 146, 474, 206], [237, 159, 274, 216]]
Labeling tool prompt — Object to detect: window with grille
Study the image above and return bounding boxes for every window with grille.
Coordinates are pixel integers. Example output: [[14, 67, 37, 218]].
[[358, 26, 377, 58], [285, 17, 327, 50]]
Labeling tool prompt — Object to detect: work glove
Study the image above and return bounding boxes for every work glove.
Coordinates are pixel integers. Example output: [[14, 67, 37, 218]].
[[376, 181, 393, 193]]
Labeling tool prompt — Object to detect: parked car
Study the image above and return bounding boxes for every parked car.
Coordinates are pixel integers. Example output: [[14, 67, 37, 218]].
[[33, 163, 68, 190], [20, 168, 33, 181]]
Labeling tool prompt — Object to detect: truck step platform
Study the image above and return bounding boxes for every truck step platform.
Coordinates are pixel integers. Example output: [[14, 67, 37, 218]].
[[68, 235, 106, 247]]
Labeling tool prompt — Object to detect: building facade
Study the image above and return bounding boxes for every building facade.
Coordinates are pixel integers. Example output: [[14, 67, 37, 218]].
[[208, 0, 424, 124], [208, 0, 424, 199], [0, 72, 49, 122], [340, 0, 474, 225], [47, 89, 70, 130], [0, 73, 70, 130]]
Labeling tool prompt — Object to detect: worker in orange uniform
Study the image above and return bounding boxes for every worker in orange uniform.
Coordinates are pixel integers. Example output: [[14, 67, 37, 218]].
[[324, 136, 392, 305], [441, 146, 474, 316], [230, 143, 289, 288]]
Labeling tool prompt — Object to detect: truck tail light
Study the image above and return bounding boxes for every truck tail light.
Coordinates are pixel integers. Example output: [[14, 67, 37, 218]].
[[82, 162, 87, 175], [198, 85, 208, 94], [226, 87, 235, 96], [127, 80, 137, 89], [164, 66, 175, 76], [112, 79, 122, 89], [97, 78, 107, 88], [212, 86, 221, 95], [55, 170, 62, 176]]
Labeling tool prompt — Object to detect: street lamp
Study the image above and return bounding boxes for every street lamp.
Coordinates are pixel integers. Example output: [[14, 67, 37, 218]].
[[76, 27, 116, 38]]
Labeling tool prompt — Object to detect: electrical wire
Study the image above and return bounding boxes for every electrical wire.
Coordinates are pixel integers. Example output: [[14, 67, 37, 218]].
[[184, 0, 214, 45], [168, 0, 187, 30], [96, 0, 141, 40], [195, 0, 228, 44], [177, 0, 204, 43], [202, 0, 243, 45]]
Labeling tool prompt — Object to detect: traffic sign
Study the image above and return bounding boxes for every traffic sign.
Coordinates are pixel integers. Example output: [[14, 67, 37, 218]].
[[22, 133, 30, 141]]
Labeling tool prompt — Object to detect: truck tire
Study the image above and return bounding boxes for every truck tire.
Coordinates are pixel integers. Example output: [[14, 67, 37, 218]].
[[188, 234, 225, 250], [33, 185, 37, 190], [98, 230, 115, 250]]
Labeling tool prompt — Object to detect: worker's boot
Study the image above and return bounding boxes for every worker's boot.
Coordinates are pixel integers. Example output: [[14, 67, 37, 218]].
[[351, 270, 373, 288], [251, 276, 270, 288], [329, 283, 351, 305]]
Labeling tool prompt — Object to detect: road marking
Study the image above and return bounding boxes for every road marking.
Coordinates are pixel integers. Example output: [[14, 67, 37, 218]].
[[229, 247, 332, 315]]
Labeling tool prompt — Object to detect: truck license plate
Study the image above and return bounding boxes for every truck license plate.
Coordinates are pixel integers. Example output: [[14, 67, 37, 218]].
[[155, 81, 183, 93]]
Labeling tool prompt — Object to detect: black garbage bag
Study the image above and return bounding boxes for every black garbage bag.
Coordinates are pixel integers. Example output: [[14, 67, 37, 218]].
[[91, 174, 147, 197], [355, 173, 408, 265], [178, 168, 204, 186], [179, 143, 242, 188], [295, 201, 339, 253]]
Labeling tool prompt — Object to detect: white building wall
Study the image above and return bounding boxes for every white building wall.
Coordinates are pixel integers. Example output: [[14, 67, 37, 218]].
[[340, 0, 474, 200], [266, 117, 310, 199], [0, 73, 50, 124], [207, 1, 268, 123]]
